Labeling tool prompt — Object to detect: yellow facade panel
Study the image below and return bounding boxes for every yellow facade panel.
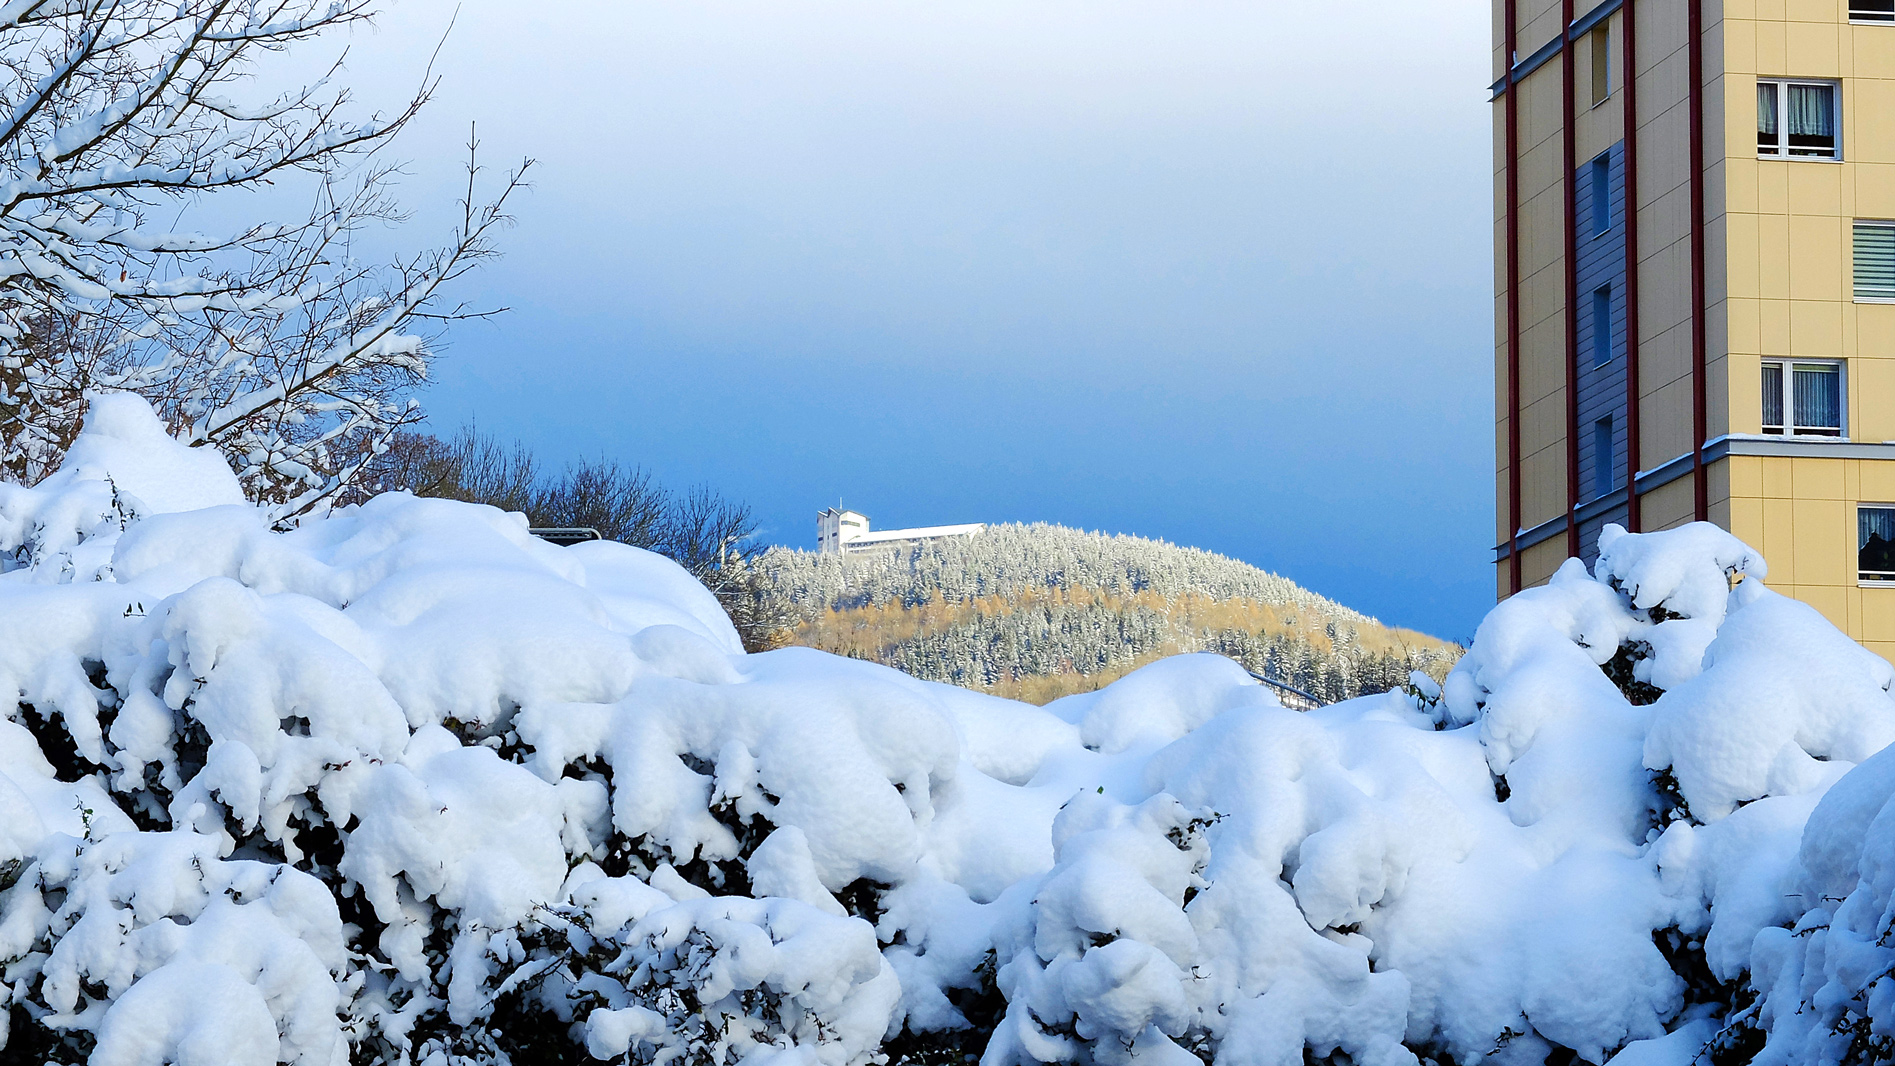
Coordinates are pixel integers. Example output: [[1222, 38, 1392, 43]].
[[1860, 591, 1895, 644], [1856, 361, 1895, 440], [1790, 299, 1846, 354], [1728, 353, 1763, 433], [1725, 15, 1758, 75], [1643, 378, 1697, 466], [1728, 157, 1762, 219], [1857, 305, 1895, 358], [1754, 20, 1789, 77], [1853, 82, 1895, 163], [1763, 495, 1797, 582], [1521, 8, 1564, 62], [1729, 298, 1764, 356], [1793, 457, 1846, 500], [1522, 537, 1568, 590], [1755, 299, 1791, 356], [1854, 24, 1895, 73], [1645, 111, 1695, 204], [1524, 66, 1566, 150], [1730, 494, 1766, 552], [1861, 459, 1895, 503], [1761, 455, 1794, 499], [1644, 238, 1695, 335], [1783, 19, 1843, 77], [1793, 497, 1850, 586], [1856, 164, 1895, 217], [1757, 158, 1791, 218], [1731, 454, 1766, 499], [1520, 326, 1566, 408], [1786, 213, 1844, 301], [1522, 447, 1567, 529], [1759, 215, 1792, 296], [1519, 393, 1566, 458], [1727, 213, 1762, 298], [1644, 477, 1699, 533]]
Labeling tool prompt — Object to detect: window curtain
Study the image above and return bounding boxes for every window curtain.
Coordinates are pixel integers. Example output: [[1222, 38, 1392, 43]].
[[1788, 84, 1833, 137], [1762, 363, 1784, 428], [1861, 507, 1895, 576], [1758, 83, 1779, 137], [1793, 364, 1841, 430]]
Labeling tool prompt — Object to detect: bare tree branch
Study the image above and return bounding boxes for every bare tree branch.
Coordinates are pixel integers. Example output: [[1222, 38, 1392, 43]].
[[0, 1, 527, 507]]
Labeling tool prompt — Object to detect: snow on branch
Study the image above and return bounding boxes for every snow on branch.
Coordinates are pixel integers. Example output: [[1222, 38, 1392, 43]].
[[0, 0, 522, 505]]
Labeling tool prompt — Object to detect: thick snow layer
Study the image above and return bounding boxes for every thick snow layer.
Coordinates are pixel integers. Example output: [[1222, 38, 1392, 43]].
[[4, 396, 1895, 1066]]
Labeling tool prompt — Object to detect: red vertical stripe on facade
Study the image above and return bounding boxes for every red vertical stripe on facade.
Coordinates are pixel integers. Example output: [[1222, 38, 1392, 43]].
[[1505, 0, 1523, 594], [1562, 0, 1582, 559], [1622, 1, 1642, 532], [1688, 0, 1710, 522]]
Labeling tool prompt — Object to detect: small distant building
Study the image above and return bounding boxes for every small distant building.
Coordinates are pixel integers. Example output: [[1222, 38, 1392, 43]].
[[816, 508, 870, 554], [817, 508, 984, 555]]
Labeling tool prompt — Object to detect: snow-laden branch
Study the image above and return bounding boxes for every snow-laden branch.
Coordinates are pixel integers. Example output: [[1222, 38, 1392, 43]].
[[0, 1, 524, 502]]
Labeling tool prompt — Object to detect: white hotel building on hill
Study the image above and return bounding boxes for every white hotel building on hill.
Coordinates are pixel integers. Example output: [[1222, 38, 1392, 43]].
[[816, 508, 985, 555]]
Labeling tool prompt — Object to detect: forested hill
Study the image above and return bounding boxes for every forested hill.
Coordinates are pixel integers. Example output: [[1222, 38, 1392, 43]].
[[751, 522, 1462, 704]]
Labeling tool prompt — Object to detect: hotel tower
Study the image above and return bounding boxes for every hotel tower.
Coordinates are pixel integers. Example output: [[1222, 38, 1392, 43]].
[[1493, 0, 1895, 660]]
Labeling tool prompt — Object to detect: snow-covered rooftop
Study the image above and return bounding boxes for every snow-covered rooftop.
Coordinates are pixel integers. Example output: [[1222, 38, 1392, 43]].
[[842, 522, 986, 547]]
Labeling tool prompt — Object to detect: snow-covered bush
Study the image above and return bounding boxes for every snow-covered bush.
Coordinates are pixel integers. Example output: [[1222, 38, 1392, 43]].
[[5, 394, 1895, 1066]]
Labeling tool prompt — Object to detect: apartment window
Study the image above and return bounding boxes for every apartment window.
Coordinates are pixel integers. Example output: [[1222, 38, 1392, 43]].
[[1758, 80, 1839, 159], [1862, 506, 1895, 582], [1761, 360, 1843, 436], [1590, 25, 1611, 106], [1590, 155, 1612, 236], [1857, 221, 1895, 300], [1852, 1, 1895, 23], [1591, 286, 1613, 366], [1592, 417, 1614, 497]]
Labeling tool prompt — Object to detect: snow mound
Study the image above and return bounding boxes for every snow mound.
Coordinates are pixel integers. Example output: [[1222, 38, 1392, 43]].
[[2, 397, 1894, 1066]]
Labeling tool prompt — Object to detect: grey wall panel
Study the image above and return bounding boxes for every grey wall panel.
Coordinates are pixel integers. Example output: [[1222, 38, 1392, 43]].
[[1574, 139, 1629, 529]]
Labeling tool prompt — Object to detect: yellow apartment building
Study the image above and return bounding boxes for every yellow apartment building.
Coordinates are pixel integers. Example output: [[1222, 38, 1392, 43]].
[[1493, 0, 1895, 660]]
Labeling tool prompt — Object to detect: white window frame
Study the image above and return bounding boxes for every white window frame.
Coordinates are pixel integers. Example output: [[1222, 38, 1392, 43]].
[[1852, 0, 1895, 24], [1761, 358, 1846, 438], [1861, 503, 1895, 585], [1856, 219, 1895, 303], [1757, 78, 1842, 161]]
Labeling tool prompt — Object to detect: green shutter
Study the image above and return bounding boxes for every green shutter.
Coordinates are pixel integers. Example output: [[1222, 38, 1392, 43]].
[[1856, 222, 1895, 300]]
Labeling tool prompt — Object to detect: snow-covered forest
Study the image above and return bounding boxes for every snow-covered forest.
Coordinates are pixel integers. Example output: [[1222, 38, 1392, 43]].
[[7, 396, 1895, 1066], [753, 525, 1461, 704]]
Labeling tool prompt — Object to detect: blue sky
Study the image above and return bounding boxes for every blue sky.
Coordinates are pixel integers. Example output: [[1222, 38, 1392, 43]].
[[328, 0, 1496, 640]]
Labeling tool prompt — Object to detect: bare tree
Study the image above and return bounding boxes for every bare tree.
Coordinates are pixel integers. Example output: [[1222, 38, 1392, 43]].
[[0, 0, 526, 514]]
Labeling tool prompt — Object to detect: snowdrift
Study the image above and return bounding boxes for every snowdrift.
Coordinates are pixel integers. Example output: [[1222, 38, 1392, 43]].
[[3, 396, 1895, 1066]]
